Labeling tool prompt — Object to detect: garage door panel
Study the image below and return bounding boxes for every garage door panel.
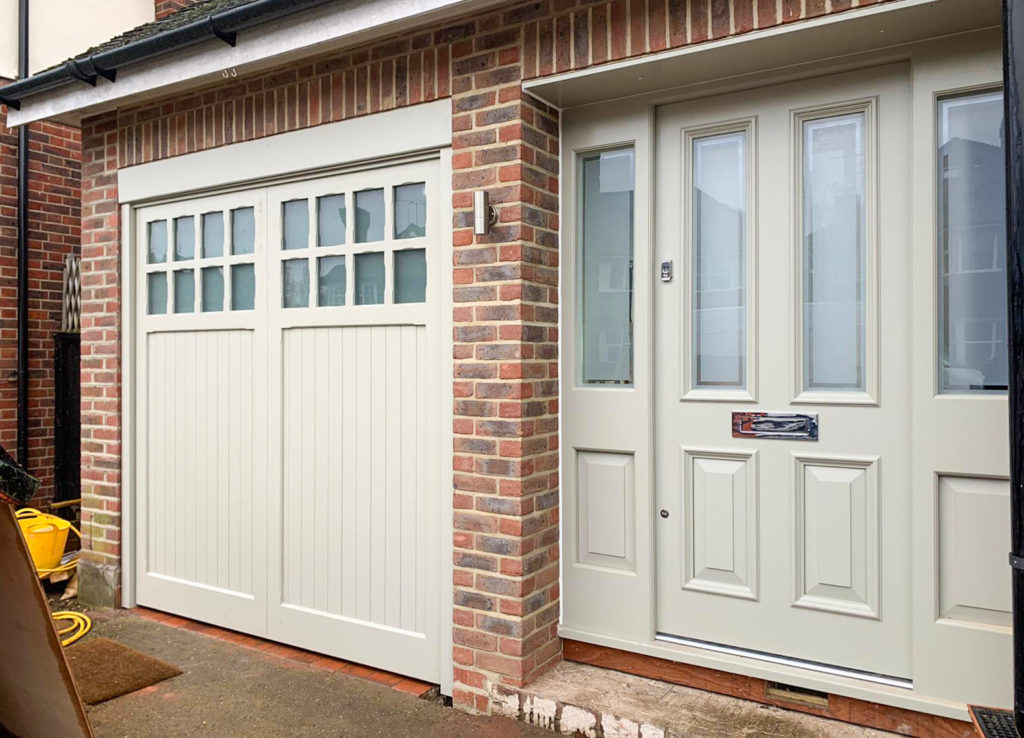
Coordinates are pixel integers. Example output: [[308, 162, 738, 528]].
[[279, 324, 429, 634], [145, 330, 258, 595]]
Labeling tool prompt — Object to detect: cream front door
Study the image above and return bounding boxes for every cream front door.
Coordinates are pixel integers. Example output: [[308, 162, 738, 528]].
[[654, 64, 913, 681]]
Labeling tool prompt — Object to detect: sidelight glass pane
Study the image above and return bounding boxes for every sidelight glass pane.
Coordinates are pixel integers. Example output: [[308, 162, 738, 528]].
[[802, 112, 866, 392], [231, 207, 255, 255], [202, 212, 224, 257], [579, 148, 634, 385], [394, 248, 427, 303], [318, 194, 346, 247], [173, 270, 195, 313], [283, 199, 309, 250], [147, 272, 167, 314], [355, 252, 385, 304], [938, 91, 1007, 393], [231, 263, 255, 310], [202, 266, 224, 312], [355, 189, 385, 243], [318, 255, 346, 306], [147, 220, 168, 263], [692, 131, 747, 388], [282, 258, 309, 308], [174, 216, 195, 260], [394, 182, 427, 239]]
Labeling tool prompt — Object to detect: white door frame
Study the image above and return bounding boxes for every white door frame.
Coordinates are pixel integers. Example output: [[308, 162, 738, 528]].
[[117, 100, 455, 693], [556, 27, 1007, 721]]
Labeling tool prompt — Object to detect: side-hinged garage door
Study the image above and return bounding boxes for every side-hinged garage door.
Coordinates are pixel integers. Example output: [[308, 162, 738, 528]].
[[134, 156, 443, 682]]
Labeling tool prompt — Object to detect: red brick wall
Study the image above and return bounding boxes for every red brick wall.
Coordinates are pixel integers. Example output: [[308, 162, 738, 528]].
[[76, 0, 894, 713], [0, 97, 82, 506], [154, 1, 197, 20]]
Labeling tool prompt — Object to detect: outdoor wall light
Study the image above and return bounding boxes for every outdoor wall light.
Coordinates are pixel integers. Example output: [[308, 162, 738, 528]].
[[473, 190, 498, 235]]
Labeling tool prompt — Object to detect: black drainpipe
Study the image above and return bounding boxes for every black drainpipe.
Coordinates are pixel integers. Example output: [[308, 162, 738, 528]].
[[15, 0, 28, 467]]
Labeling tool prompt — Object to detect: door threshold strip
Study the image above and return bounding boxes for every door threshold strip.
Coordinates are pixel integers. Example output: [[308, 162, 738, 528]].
[[654, 632, 913, 690]]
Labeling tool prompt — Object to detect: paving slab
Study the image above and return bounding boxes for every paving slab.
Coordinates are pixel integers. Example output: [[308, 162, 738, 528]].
[[79, 611, 548, 738]]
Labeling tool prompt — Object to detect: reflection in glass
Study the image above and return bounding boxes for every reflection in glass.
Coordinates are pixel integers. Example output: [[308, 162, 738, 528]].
[[938, 91, 1007, 392], [174, 270, 195, 313], [202, 267, 224, 312], [579, 148, 634, 385], [283, 199, 309, 250], [355, 189, 385, 242], [174, 216, 195, 260], [231, 263, 255, 310], [147, 272, 167, 314], [394, 249, 426, 303], [802, 112, 866, 392], [148, 221, 168, 263], [318, 255, 346, 306], [318, 194, 346, 247], [202, 212, 224, 257], [283, 259, 309, 308], [232, 207, 255, 255], [693, 131, 747, 389], [355, 252, 385, 304], [394, 183, 427, 239]]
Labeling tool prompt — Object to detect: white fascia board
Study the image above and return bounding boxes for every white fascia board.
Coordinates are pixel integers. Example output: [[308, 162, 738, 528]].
[[117, 98, 451, 202], [7, 0, 499, 127]]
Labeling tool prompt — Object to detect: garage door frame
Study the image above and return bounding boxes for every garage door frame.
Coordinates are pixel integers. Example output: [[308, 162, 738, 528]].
[[116, 100, 454, 693]]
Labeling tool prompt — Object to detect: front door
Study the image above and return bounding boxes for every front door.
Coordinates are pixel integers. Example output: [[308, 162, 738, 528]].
[[654, 64, 912, 680]]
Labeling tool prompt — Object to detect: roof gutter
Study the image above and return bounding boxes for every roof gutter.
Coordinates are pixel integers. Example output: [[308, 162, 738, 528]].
[[0, 0, 338, 109]]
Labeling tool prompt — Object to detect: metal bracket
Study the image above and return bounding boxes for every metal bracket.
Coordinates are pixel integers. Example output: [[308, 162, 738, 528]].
[[66, 59, 98, 87], [208, 17, 238, 47], [1009, 553, 1024, 571]]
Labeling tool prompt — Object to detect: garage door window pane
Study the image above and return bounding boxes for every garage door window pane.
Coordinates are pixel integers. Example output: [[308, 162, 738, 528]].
[[355, 252, 385, 304], [174, 216, 195, 260], [395, 183, 426, 239], [802, 112, 866, 392], [147, 273, 167, 314], [318, 194, 346, 247], [283, 199, 309, 250], [283, 259, 310, 308], [202, 212, 224, 258], [231, 263, 256, 310], [938, 91, 1007, 392], [394, 249, 426, 303], [579, 148, 634, 386], [693, 130, 747, 389], [355, 189, 385, 243], [202, 267, 224, 312], [232, 207, 255, 255], [318, 255, 346, 306], [147, 221, 168, 263], [174, 270, 195, 313]]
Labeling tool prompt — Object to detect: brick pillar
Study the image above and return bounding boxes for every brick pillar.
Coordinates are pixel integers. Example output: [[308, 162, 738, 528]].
[[449, 15, 561, 714], [77, 112, 122, 607]]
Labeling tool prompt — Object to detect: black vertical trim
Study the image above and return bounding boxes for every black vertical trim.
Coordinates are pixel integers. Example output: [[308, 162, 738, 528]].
[[1002, 1, 1024, 733], [16, 0, 29, 467]]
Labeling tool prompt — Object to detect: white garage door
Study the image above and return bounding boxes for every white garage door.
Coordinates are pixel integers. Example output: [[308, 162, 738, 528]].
[[133, 157, 443, 681]]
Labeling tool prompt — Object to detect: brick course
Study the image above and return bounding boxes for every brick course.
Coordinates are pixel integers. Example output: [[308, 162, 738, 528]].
[[0, 91, 82, 506], [75, 0, 894, 715]]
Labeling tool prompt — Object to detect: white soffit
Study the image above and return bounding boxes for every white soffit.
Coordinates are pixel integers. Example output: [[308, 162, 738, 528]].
[[7, 0, 498, 127], [524, 0, 1001, 109], [117, 98, 451, 203]]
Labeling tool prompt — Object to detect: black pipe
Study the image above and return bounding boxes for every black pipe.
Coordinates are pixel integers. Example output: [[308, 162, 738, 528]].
[[1003, 0, 1024, 734], [0, 0, 337, 107], [15, 0, 28, 467]]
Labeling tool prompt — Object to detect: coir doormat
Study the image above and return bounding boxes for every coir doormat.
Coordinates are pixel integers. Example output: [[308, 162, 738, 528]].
[[65, 637, 182, 705]]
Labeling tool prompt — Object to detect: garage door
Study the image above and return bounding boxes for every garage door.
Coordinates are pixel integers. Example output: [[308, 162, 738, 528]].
[[133, 157, 443, 681]]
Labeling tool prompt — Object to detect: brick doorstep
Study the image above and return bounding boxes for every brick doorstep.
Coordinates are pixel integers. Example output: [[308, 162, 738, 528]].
[[133, 607, 436, 699]]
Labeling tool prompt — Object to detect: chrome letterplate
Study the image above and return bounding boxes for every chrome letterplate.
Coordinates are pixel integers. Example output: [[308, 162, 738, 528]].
[[732, 411, 819, 441]]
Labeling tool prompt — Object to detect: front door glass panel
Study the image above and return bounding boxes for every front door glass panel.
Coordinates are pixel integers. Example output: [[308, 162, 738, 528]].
[[578, 148, 635, 386], [801, 112, 866, 392], [937, 90, 1007, 393], [692, 131, 747, 389]]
